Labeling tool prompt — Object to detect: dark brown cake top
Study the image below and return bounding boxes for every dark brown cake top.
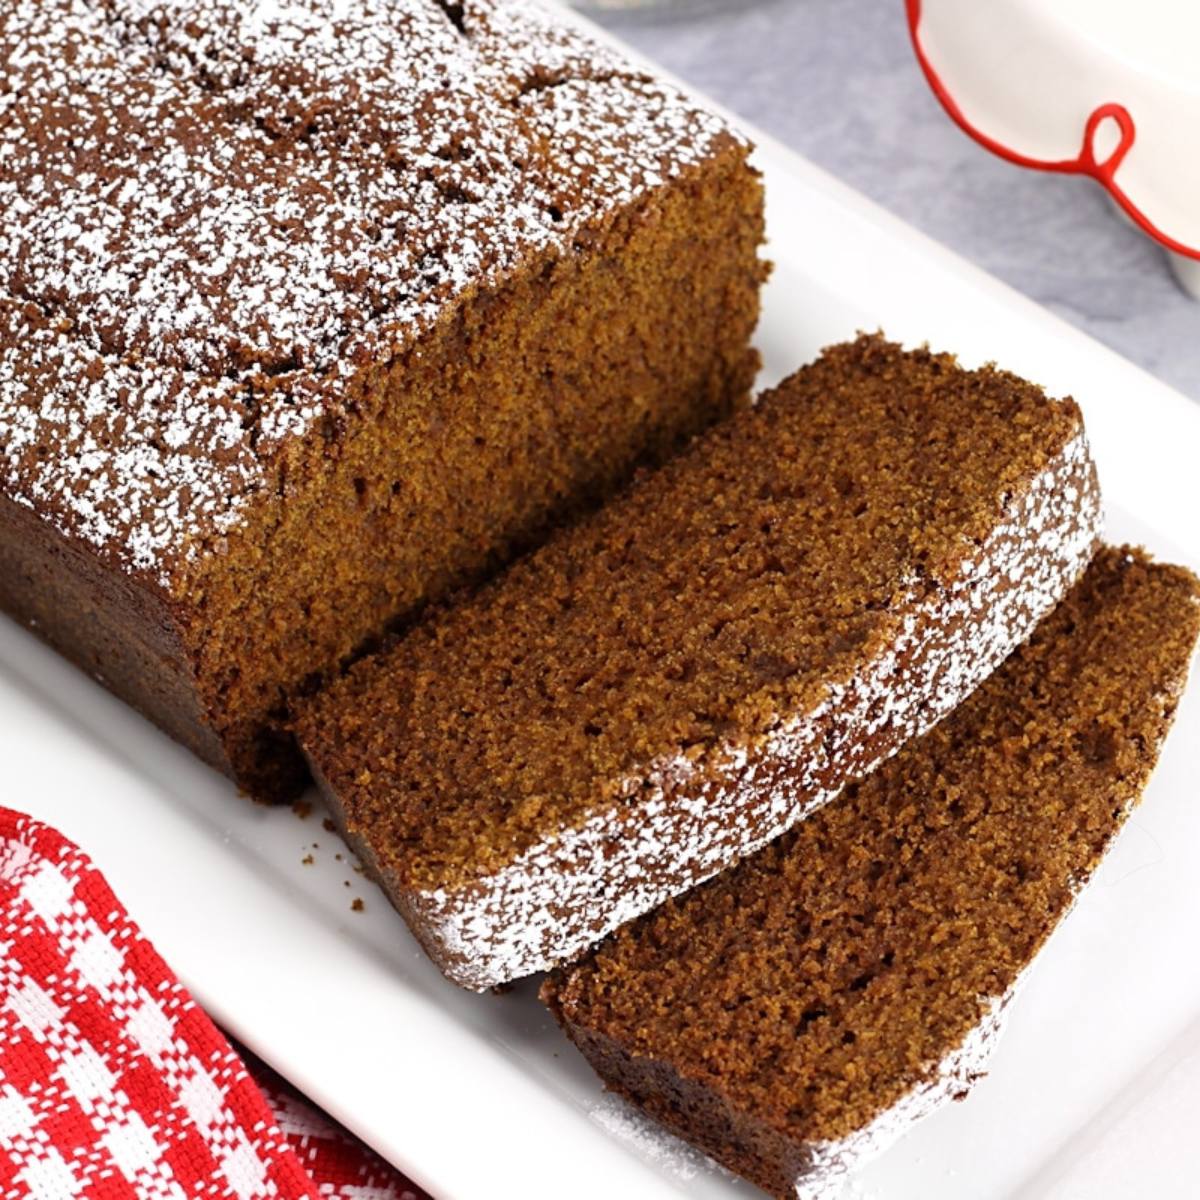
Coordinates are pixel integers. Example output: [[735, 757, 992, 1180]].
[[545, 547, 1200, 1159], [0, 0, 733, 584], [299, 335, 1091, 891]]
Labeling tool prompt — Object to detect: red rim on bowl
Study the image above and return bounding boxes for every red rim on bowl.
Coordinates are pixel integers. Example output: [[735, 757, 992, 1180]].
[[905, 0, 1200, 262]]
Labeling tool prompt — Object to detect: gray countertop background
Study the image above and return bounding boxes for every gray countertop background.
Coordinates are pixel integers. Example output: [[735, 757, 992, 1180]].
[[583, 0, 1200, 401]]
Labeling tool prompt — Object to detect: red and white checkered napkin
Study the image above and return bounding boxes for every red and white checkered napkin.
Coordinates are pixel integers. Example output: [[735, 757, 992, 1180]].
[[0, 806, 429, 1200]]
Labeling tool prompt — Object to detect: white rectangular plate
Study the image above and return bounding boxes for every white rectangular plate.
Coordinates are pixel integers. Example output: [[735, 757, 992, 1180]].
[[5, 23, 1200, 1200]]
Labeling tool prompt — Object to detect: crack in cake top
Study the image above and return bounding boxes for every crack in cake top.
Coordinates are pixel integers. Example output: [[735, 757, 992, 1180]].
[[0, 0, 734, 585]]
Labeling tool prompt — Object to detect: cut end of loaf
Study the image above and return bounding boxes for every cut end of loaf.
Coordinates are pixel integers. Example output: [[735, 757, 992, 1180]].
[[0, 0, 767, 802]]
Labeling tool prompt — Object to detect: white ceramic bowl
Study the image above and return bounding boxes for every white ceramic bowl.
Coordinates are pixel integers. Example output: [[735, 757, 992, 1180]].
[[907, 0, 1200, 296]]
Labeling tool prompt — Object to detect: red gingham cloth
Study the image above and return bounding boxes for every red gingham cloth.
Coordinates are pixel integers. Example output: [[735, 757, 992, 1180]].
[[0, 807, 430, 1200]]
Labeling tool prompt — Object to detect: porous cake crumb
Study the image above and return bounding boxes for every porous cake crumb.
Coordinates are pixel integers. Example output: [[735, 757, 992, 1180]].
[[298, 336, 1102, 990], [544, 547, 1200, 1198]]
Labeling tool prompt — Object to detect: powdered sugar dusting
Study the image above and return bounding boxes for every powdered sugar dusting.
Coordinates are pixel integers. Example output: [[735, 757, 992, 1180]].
[[793, 987, 1018, 1200], [411, 432, 1103, 990], [0, 0, 734, 584]]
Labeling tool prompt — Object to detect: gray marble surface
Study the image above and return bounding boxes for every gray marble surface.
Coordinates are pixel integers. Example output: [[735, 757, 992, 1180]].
[[583, 0, 1200, 401]]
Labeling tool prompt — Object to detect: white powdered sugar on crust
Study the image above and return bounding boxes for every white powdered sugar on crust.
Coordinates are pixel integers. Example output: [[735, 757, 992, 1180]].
[[410, 432, 1103, 991], [793, 988, 1018, 1200], [0, 0, 734, 585]]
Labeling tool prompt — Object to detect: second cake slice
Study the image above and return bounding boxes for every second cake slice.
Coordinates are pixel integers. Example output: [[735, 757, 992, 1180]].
[[297, 335, 1102, 989]]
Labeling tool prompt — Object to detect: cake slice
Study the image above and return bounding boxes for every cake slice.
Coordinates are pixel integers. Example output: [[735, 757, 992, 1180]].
[[544, 547, 1200, 1199], [0, 0, 765, 800], [298, 336, 1102, 990]]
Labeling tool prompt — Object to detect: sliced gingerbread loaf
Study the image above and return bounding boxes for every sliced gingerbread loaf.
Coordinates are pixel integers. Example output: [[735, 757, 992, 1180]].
[[544, 548, 1200, 1199], [297, 335, 1102, 990], [0, 0, 765, 800]]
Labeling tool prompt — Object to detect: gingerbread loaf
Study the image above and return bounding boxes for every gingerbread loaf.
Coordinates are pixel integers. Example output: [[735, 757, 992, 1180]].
[[544, 548, 1200, 1199], [0, 0, 765, 800], [297, 336, 1103, 990]]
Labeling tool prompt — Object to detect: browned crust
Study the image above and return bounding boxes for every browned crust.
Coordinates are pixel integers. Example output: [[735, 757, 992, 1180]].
[[550, 1018, 807, 1199], [0, 490, 233, 778]]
